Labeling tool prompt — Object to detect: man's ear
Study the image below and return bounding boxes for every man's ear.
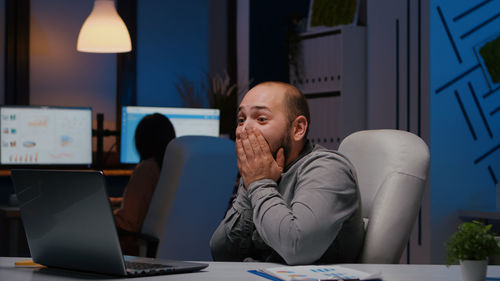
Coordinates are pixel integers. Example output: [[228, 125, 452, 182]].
[[292, 116, 308, 142]]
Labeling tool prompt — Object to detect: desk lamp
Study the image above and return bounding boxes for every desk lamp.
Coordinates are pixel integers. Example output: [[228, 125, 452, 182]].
[[77, 0, 132, 169]]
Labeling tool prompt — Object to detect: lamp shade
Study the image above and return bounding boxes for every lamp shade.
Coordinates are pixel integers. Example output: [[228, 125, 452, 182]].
[[77, 0, 131, 53]]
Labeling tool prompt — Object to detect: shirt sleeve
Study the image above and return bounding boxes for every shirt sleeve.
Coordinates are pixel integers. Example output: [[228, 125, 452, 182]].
[[209, 180, 256, 261], [247, 153, 359, 265], [114, 159, 160, 233]]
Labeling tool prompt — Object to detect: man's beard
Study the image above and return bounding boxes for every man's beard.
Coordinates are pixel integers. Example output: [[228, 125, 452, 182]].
[[272, 126, 292, 163]]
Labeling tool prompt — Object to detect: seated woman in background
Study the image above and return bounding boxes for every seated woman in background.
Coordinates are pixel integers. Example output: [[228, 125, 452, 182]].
[[110, 113, 176, 255]]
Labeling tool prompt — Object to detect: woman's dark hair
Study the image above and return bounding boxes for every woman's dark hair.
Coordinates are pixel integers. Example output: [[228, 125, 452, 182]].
[[134, 113, 176, 168]]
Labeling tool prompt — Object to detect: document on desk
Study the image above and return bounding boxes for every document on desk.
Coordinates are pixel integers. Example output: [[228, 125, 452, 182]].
[[249, 265, 381, 281]]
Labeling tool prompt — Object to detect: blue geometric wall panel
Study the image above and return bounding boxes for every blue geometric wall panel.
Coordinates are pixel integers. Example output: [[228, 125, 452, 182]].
[[432, 0, 500, 189]]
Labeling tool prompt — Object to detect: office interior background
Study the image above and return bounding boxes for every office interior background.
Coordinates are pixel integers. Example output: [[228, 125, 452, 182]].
[[0, 0, 499, 265]]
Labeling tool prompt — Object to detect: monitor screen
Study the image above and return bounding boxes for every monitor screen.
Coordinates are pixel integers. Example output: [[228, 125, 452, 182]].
[[120, 106, 220, 164], [0, 106, 93, 166]]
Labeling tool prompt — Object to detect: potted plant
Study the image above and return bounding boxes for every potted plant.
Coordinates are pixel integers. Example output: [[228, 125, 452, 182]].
[[445, 221, 500, 281], [174, 71, 251, 139]]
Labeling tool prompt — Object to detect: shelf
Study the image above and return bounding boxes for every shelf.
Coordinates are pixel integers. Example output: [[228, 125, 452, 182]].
[[290, 26, 366, 150], [297, 27, 343, 39], [296, 25, 365, 40]]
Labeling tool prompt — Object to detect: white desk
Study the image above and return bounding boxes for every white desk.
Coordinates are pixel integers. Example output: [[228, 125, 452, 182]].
[[2, 257, 500, 280]]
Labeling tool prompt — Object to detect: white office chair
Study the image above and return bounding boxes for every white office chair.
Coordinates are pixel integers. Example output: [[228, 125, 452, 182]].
[[338, 129, 430, 263], [140, 135, 237, 260]]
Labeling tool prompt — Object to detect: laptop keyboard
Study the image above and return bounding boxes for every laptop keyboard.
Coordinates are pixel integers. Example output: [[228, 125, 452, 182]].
[[125, 261, 174, 275], [126, 261, 173, 270]]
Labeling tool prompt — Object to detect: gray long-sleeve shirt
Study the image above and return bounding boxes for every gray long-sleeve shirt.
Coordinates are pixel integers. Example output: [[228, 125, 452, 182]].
[[210, 142, 365, 265]]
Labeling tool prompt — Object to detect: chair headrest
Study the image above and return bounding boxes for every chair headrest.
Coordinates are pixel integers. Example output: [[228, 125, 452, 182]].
[[338, 130, 430, 217], [339, 129, 429, 181]]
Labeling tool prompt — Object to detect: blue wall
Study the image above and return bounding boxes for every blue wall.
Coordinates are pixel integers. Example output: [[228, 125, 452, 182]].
[[137, 0, 210, 107], [30, 0, 117, 120], [30, 0, 212, 120], [430, 0, 500, 262], [27, 0, 212, 151]]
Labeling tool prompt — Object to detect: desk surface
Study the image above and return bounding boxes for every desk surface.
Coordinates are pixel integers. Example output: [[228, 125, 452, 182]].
[[2, 257, 500, 281], [0, 169, 133, 177]]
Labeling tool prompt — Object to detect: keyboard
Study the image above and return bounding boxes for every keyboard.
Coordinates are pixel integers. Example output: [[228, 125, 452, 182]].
[[125, 261, 174, 276]]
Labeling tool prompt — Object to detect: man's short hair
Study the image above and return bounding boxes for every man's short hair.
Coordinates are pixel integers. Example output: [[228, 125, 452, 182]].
[[259, 82, 311, 138], [284, 85, 310, 135]]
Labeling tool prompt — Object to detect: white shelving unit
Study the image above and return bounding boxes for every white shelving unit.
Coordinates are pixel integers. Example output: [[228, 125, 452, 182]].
[[290, 26, 366, 149]]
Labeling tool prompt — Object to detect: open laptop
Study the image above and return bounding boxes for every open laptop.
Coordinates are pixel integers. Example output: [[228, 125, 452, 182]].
[[11, 169, 208, 277]]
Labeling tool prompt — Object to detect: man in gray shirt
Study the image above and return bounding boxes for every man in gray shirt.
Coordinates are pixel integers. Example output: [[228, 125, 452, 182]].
[[210, 81, 364, 265]]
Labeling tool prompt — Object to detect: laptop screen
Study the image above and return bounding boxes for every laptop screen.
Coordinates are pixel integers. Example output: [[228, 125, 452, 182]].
[[0, 106, 93, 166], [120, 106, 220, 164], [11, 169, 209, 276]]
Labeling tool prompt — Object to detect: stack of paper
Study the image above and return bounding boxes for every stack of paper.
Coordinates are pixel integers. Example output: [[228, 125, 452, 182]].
[[249, 265, 380, 281]]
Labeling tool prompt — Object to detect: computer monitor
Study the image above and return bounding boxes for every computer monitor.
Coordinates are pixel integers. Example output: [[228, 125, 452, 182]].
[[0, 106, 93, 166], [120, 106, 220, 164]]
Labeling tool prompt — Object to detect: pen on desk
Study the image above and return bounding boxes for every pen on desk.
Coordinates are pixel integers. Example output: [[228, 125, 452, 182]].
[[14, 259, 45, 268]]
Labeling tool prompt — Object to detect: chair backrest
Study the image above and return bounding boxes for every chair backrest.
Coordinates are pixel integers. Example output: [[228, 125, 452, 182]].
[[141, 135, 237, 260], [338, 129, 429, 263]]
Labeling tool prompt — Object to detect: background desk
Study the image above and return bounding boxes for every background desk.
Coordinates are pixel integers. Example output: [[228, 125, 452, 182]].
[[459, 208, 500, 223], [0, 205, 25, 257], [2, 257, 500, 281]]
